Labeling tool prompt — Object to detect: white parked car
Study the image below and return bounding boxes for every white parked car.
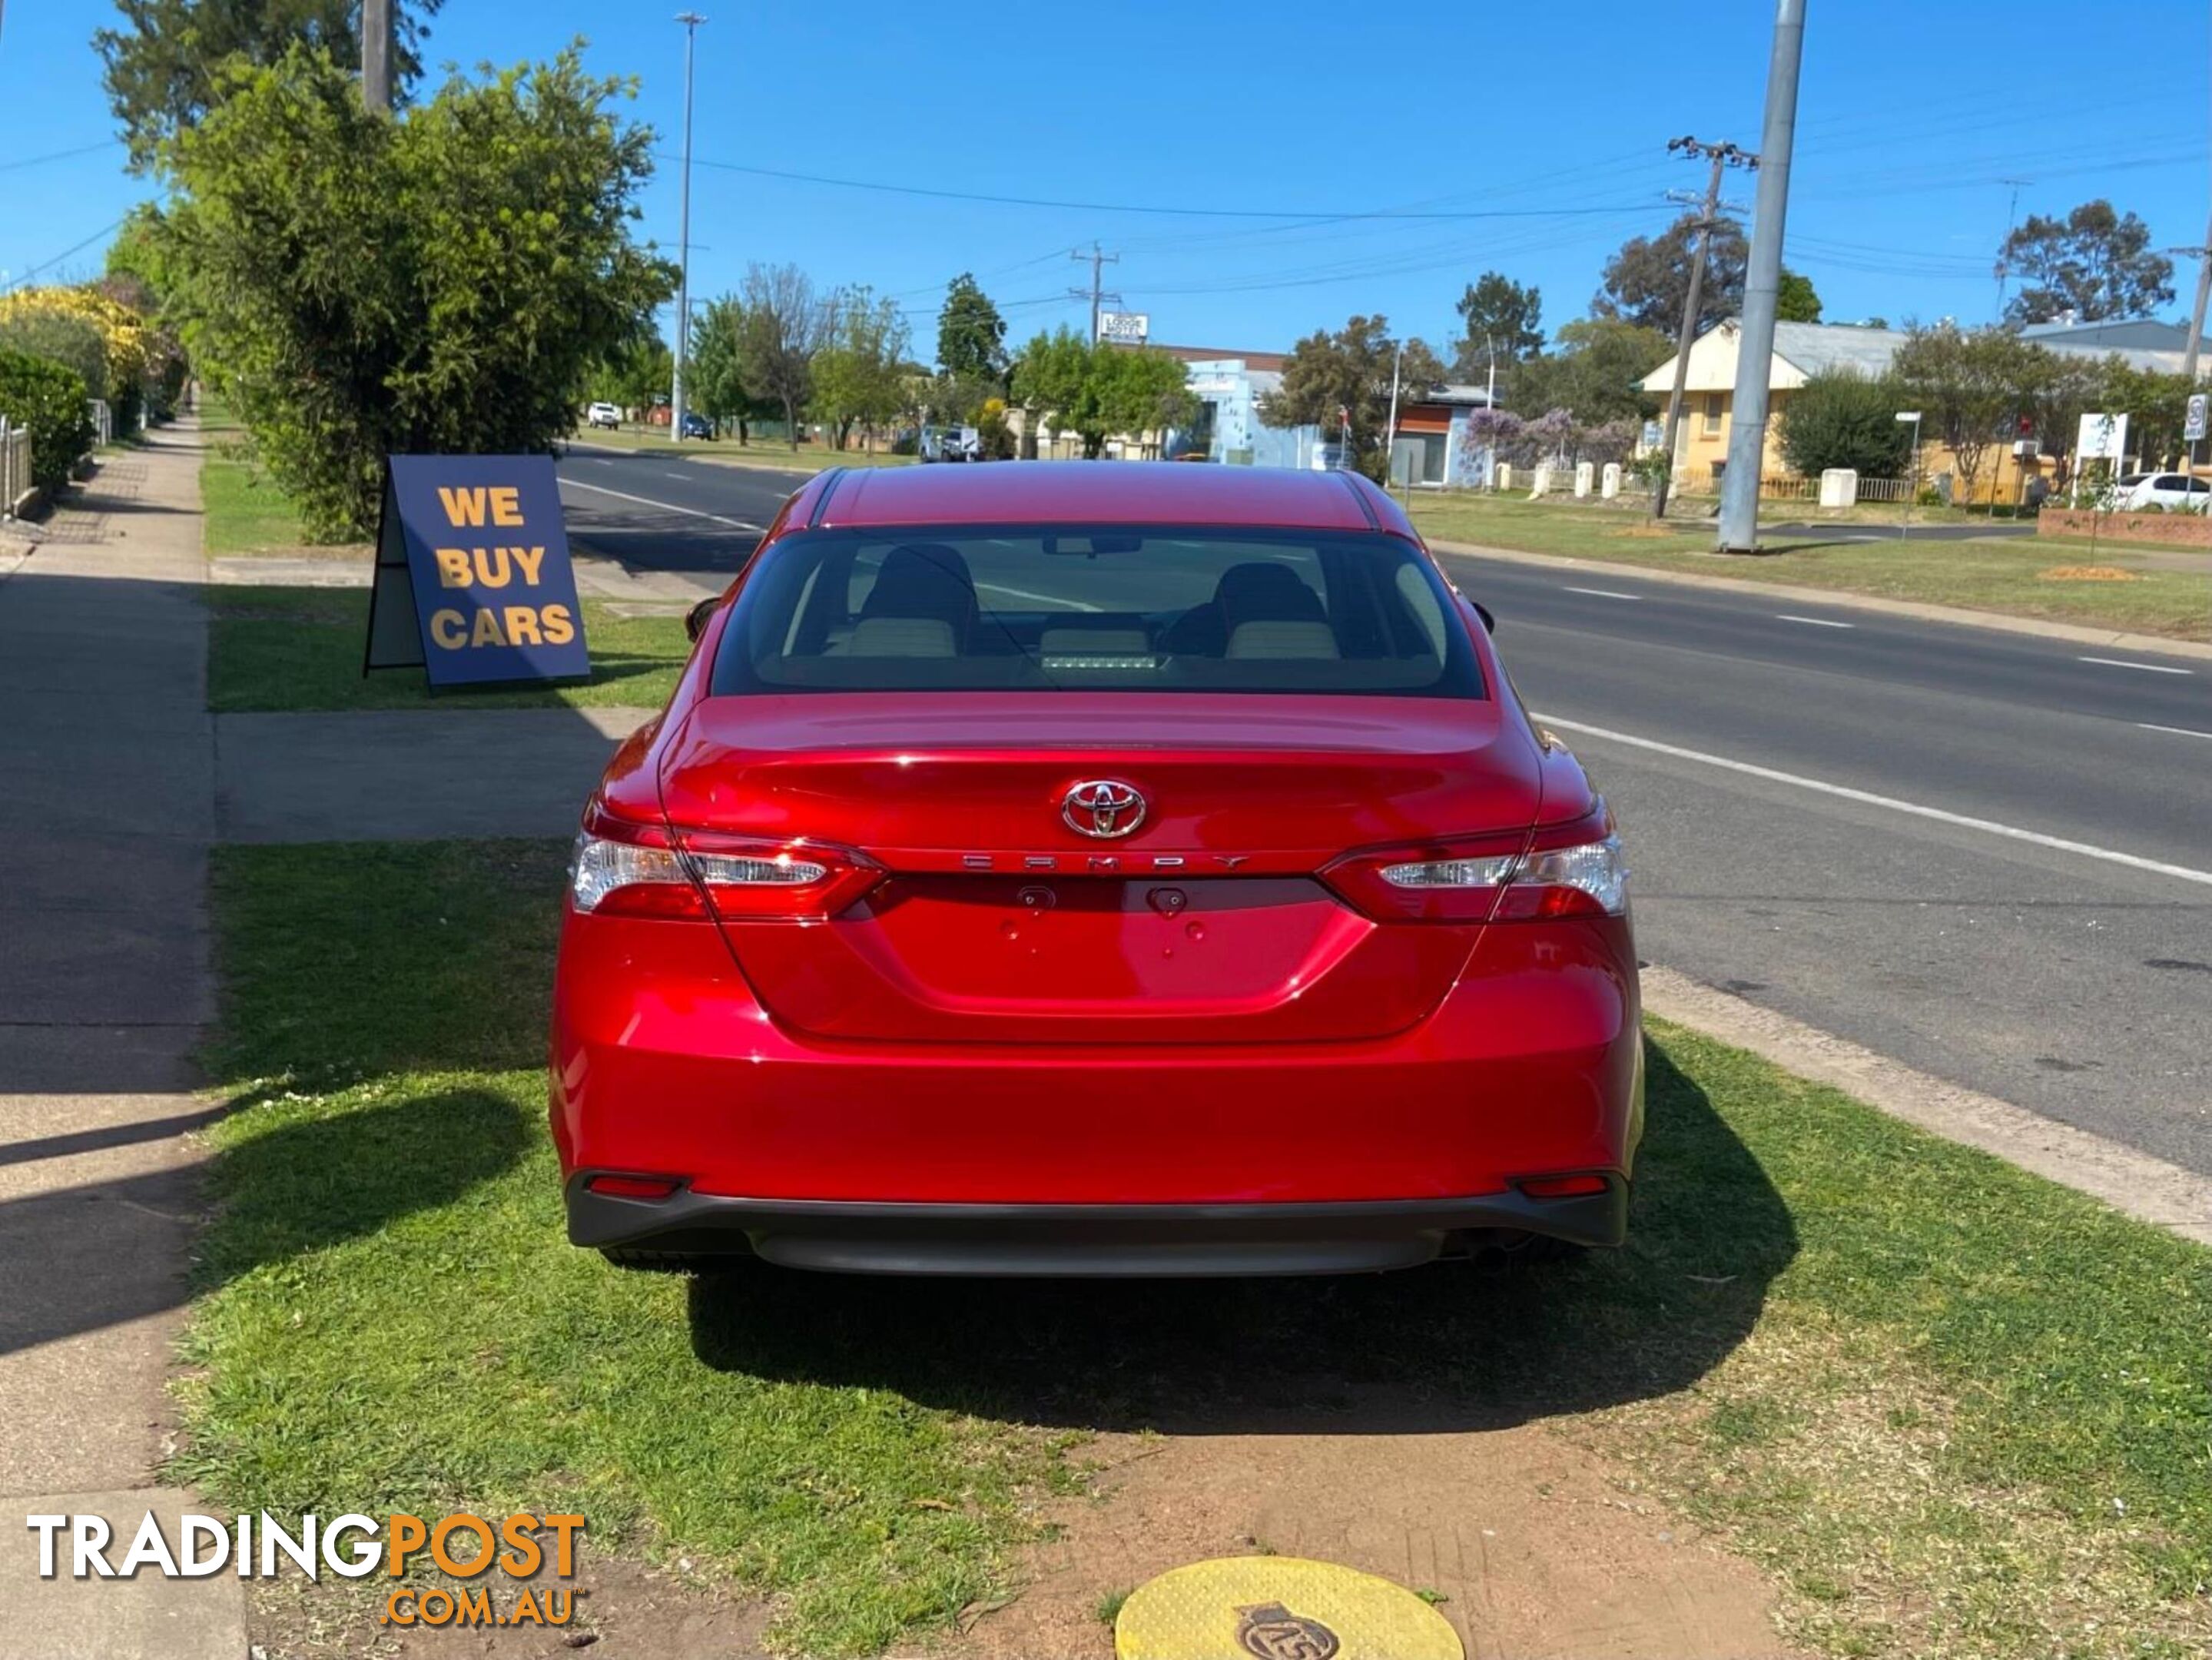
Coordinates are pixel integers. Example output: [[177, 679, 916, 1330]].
[[2112, 471, 2210, 511], [920, 425, 981, 463], [585, 401, 622, 430]]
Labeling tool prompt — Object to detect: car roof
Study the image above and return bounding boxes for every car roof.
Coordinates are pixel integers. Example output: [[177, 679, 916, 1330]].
[[807, 460, 1403, 535]]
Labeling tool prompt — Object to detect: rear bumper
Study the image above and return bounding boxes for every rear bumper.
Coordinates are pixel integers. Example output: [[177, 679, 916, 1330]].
[[566, 1175, 1630, 1274], [550, 908, 1644, 1251]]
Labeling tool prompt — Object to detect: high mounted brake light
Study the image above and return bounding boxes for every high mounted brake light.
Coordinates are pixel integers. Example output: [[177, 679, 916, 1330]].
[[569, 804, 883, 922], [1320, 803, 1627, 924]]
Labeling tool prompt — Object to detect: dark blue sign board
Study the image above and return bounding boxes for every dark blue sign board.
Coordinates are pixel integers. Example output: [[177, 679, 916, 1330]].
[[364, 454, 591, 688]]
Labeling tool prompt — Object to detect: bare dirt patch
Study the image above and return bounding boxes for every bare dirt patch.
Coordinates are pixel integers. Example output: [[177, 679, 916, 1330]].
[[950, 1416, 1795, 1660]]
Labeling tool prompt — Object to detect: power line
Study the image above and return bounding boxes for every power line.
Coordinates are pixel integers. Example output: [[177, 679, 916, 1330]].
[[2, 217, 127, 293], [665, 151, 1667, 222], [0, 140, 121, 174]]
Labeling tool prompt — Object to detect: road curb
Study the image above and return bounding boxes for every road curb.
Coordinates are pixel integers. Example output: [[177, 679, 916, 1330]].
[[1428, 537, 2212, 662], [1642, 966, 2212, 1247]]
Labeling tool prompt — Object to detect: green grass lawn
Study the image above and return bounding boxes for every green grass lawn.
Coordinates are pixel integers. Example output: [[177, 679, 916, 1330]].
[[182, 841, 2212, 1658], [201, 443, 316, 557], [573, 428, 916, 473], [1410, 494, 2212, 641], [207, 584, 690, 711]]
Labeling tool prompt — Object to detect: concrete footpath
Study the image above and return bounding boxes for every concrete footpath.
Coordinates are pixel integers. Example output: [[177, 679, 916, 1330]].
[[0, 423, 246, 1655]]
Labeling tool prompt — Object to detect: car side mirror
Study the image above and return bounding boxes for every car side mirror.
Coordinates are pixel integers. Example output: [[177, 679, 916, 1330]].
[[685, 597, 718, 643], [1463, 599, 1494, 634]]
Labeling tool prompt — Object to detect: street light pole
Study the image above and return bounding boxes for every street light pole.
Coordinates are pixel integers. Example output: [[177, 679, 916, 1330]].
[[670, 12, 705, 440], [1384, 340, 1404, 487]]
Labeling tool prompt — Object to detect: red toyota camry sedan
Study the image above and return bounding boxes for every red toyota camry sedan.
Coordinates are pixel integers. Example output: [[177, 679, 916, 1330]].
[[550, 461, 1639, 1275]]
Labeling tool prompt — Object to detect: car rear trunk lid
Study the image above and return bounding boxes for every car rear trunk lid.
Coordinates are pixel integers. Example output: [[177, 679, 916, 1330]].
[[659, 692, 1542, 1043]]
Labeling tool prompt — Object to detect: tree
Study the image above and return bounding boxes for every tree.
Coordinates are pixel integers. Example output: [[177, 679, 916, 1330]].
[[2015, 350, 2101, 474], [585, 333, 672, 415], [164, 45, 672, 536], [1466, 406, 1637, 470], [1259, 316, 1444, 482], [686, 297, 775, 441], [1776, 268, 1822, 323], [1892, 325, 2043, 501], [733, 264, 834, 448], [104, 204, 181, 308], [1999, 200, 2175, 325], [0, 284, 169, 427], [811, 286, 910, 451], [1010, 329, 1193, 459], [97, 0, 445, 173], [0, 309, 111, 405], [1009, 327, 1088, 444], [1775, 370, 1913, 479], [1504, 317, 1671, 427], [2090, 357, 2197, 467], [1594, 214, 1747, 334], [1451, 271, 1542, 378], [936, 273, 1008, 386]]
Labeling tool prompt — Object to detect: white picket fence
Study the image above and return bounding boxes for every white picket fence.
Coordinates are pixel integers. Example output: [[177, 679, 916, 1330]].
[[0, 417, 31, 516]]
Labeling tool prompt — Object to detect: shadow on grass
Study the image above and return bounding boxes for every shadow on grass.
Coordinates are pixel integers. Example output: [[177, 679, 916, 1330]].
[[0, 1085, 529, 1360], [191, 1086, 531, 1283], [208, 583, 688, 711], [686, 1043, 1796, 1434]]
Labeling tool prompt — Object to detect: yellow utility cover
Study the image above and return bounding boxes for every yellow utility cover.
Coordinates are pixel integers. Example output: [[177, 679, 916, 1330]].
[[1116, 1555, 1462, 1660]]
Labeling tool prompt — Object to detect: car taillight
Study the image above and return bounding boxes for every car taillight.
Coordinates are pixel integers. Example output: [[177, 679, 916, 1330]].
[[1322, 804, 1627, 924], [569, 805, 882, 923]]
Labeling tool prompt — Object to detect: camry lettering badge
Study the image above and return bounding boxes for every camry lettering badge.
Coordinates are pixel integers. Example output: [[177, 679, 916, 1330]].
[[1061, 779, 1147, 839]]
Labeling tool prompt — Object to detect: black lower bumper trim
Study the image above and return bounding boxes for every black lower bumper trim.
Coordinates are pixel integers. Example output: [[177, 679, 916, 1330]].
[[565, 1176, 1627, 1276]]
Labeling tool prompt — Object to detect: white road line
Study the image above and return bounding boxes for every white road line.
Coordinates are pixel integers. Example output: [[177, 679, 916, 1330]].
[[558, 477, 760, 530], [662, 470, 691, 480], [1776, 613, 1854, 629], [1563, 586, 1642, 600], [978, 583, 1103, 613], [2079, 655, 2194, 676], [1534, 712, 2212, 890], [2140, 722, 2212, 740]]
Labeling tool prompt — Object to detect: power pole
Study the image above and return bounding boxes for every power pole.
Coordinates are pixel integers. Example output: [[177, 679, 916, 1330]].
[[1070, 242, 1121, 343], [1652, 135, 1756, 519], [2165, 218, 2212, 383], [1992, 176, 2031, 320], [669, 12, 705, 440], [1716, 0, 1807, 555], [361, 0, 393, 113]]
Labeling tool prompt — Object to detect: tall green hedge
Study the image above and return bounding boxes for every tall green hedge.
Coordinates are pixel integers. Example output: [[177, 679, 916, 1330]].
[[0, 347, 95, 494], [1776, 368, 1915, 480]]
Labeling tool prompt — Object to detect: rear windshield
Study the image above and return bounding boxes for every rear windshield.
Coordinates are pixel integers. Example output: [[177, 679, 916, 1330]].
[[708, 525, 1484, 698]]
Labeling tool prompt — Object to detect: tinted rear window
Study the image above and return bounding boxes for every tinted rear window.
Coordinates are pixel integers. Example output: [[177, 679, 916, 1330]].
[[708, 525, 1484, 698]]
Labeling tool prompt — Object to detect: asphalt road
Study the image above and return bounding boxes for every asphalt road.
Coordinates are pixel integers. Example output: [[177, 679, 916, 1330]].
[[556, 449, 2212, 1177]]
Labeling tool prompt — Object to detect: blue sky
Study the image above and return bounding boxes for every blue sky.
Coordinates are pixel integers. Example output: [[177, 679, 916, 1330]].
[[3, 1, 2207, 365]]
